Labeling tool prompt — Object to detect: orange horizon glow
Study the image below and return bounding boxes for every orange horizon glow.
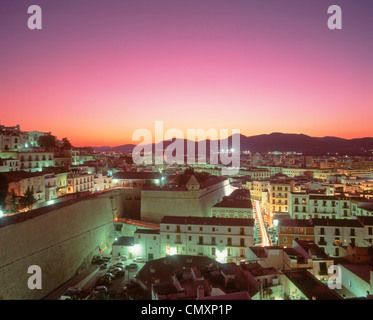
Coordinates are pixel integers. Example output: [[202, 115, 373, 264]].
[[1, 1, 372, 147]]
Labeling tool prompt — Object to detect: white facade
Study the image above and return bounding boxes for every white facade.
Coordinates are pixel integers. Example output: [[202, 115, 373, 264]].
[[313, 220, 365, 258], [159, 216, 254, 263], [67, 173, 94, 193], [133, 229, 161, 260]]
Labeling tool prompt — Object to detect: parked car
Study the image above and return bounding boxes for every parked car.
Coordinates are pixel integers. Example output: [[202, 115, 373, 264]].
[[104, 272, 115, 279], [115, 270, 126, 278], [94, 285, 108, 294], [120, 255, 128, 261], [125, 263, 138, 270], [110, 267, 123, 274], [114, 262, 125, 267], [97, 275, 112, 286], [133, 256, 144, 263], [60, 287, 81, 300], [100, 262, 111, 269]]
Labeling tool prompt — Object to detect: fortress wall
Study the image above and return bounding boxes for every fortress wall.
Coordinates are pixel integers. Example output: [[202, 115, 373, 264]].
[[0, 191, 123, 300]]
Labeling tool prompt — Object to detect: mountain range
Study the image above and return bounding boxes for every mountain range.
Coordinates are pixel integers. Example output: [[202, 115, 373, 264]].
[[92, 133, 373, 156]]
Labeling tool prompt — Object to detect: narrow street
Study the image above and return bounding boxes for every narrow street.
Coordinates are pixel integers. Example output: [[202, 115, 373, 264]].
[[255, 200, 271, 247]]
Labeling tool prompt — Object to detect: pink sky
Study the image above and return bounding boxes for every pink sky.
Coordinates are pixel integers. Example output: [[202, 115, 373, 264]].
[[1, 0, 372, 146]]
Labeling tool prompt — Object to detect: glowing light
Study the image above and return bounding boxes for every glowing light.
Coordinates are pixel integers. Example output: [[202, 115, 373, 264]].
[[216, 249, 227, 263], [0, 210, 3, 218]]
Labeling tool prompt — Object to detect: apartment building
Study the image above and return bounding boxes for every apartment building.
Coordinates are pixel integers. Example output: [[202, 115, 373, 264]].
[[313, 218, 365, 258], [277, 219, 315, 247], [133, 229, 161, 260], [289, 193, 353, 219], [4, 171, 46, 208], [159, 216, 255, 263], [268, 179, 292, 216], [211, 189, 253, 219], [18, 151, 55, 172], [66, 172, 94, 193]]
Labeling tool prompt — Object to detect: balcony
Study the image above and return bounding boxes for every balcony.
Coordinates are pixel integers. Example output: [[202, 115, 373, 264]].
[[317, 240, 327, 246]]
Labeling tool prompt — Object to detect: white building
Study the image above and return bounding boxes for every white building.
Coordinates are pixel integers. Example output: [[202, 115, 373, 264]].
[[312, 218, 365, 258], [66, 170, 94, 194], [338, 264, 373, 298], [159, 216, 255, 263], [133, 229, 161, 260], [289, 193, 352, 219], [93, 174, 112, 192]]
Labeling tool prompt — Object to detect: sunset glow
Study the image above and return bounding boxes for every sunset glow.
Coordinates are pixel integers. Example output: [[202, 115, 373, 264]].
[[1, 0, 372, 146]]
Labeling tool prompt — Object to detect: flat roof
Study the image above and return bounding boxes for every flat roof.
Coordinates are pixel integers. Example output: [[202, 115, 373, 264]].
[[213, 199, 252, 209], [134, 228, 160, 235], [278, 218, 314, 227], [113, 171, 162, 180], [160, 216, 255, 227], [312, 218, 363, 228]]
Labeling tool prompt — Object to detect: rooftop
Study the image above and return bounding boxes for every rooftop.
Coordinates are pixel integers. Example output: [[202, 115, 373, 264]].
[[160, 216, 255, 227], [134, 228, 160, 235], [113, 171, 162, 180], [112, 236, 134, 247], [282, 270, 343, 300], [213, 199, 252, 209], [340, 263, 373, 283], [278, 218, 314, 228], [2, 170, 45, 182], [312, 218, 363, 228]]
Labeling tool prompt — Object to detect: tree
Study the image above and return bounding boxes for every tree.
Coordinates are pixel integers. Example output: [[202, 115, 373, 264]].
[[38, 134, 57, 149], [61, 137, 72, 150], [0, 173, 9, 210], [8, 191, 19, 213], [19, 187, 37, 210]]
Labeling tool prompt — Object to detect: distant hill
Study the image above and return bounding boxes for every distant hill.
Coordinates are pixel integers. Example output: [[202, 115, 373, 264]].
[[93, 133, 373, 156]]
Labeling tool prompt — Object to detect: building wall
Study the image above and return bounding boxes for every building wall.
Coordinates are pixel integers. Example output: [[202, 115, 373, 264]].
[[0, 190, 124, 299], [141, 180, 231, 223], [159, 222, 254, 263], [340, 265, 370, 298], [278, 226, 314, 247]]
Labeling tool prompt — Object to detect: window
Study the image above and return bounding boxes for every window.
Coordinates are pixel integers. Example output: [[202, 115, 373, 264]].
[[200, 227, 203, 231], [153, 236, 156, 241], [166, 225, 170, 230], [228, 228, 231, 232], [176, 225, 180, 233], [188, 226, 191, 231], [199, 236, 203, 245], [166, 235, 170, 240], [240, 238, 245, 247], [188, 236, 192, 241], [369, 227, 373, 236], [211, 237, 216, 245], [227, 238, 232, 246], [212, 227, 216, 232], [283, 237, 287, 243], [211, 247, 216, 256]]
